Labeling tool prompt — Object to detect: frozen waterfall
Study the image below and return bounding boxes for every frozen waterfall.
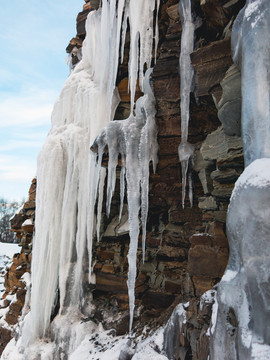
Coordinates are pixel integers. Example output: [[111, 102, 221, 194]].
[[178, 0, 195, 208], [210, 1, 270, 359], [5, 0, 160, 356], [21, 3, 125, 345]]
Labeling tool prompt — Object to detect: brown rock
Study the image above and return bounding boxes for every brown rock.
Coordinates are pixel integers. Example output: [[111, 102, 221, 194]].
[[168, 205, 202, 225], [164, 280, 182, 294], [200, 0, 229, 31], [191, 39, 233, 97], [97, 248, 115, 262], [76, 9, 91, 37], [192, 276, 214, 296], [166, 4, 180, 21], [142, 290, 175, 310], [101, 264, 115, 274], [0, 328, 12, 356], [154, 77, 180, 102], [157, 245, 187, 261], [66, 37, 83, 54], [189, 234, 213, 246], [23, 200, 35, 210], [95, 273, 127, 294], [188, 245, 228, 278], [117, 77, 143, 102], [5, 300, 24, 325]]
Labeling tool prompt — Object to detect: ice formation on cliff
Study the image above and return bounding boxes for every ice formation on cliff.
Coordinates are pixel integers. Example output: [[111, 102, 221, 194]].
[[178, 0, 195, 208], [1, 0, 160, 357], [231, 0, 270, 167], [92, 68, 158, 332], [210, 1, 270, 359]]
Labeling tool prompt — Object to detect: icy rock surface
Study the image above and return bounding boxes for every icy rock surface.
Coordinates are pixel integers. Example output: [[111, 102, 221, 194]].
[[211, 159, 270, 359], [163, 302, 188, 359], [92, 69, 158, 332], [210, 2, 270, 357], [231, 0, 270, 167], [178, 0, 195, 208]]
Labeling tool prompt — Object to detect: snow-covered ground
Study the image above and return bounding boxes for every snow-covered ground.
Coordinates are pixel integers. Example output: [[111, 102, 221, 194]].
[[0, 242, 20, 296]]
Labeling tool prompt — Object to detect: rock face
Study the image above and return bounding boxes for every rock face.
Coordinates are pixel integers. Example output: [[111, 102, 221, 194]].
[[0, 179, 35, 353], [1, 0, 247, 358]]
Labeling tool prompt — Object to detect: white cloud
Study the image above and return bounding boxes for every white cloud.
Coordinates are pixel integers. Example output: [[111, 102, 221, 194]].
[[0, 155, 36, 181], [0, 89, 56, 128]]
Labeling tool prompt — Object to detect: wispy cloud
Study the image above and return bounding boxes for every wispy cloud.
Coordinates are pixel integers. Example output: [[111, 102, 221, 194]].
[[0, 89, 55, 128]]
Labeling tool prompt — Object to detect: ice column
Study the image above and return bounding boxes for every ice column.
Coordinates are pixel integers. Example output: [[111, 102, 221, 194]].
[[21, 2, 124, 344], [211, 1, 270, 358], [125, 0, 160, 109], [178, 0, 195, 208], [231, 0, 270, 167], [92, 69, 158, 332]]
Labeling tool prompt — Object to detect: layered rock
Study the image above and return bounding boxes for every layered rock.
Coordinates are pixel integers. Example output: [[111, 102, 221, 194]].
[[0, 179, 35, 353], [1, 0, 247, 358]]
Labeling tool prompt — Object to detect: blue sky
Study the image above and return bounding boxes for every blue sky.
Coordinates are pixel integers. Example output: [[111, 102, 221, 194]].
[[0, 0, 84, 201]]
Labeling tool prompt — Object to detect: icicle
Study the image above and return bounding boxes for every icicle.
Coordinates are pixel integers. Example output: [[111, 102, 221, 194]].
[[119, 163, 126, 221], [126, 0, 160, 109], [155, 0, 161, 62], [92, 68, 158, 332], [178, 0, 195, 208], [97, 168, 106, 242]]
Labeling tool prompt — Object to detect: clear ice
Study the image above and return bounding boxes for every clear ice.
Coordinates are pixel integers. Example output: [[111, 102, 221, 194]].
[[178, 0, 195, 208], [8, 0, 160, 356], [231, 0, 270, 167], [210, 1, 270, 359], [92, 68, 158, 332]]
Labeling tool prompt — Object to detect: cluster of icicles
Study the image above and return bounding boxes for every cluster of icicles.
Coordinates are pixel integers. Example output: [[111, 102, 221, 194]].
[[19, 0, 160, 347], [92, 68, 158, 331]]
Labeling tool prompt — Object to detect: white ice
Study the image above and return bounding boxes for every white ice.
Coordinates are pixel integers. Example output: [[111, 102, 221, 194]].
[[178, 0, 195, 208], [231, 0, 270, 167], [19, 2, 124, 349], [92, 68, 158, 332]]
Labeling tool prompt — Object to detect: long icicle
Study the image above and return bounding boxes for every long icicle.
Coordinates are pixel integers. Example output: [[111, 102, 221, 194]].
[[178, 0, 195, 208]]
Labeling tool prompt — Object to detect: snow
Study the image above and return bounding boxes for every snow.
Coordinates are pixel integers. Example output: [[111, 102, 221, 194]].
[[2, 316, 168, 360], [252, 342, 270, 360], [21, 219, 33, 227], [231, 158, 270, 202], [221, 269, 237, 282], [200, 289, 216, 311], [178, 0, 195, 208], [0, 242, 20, 260]]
